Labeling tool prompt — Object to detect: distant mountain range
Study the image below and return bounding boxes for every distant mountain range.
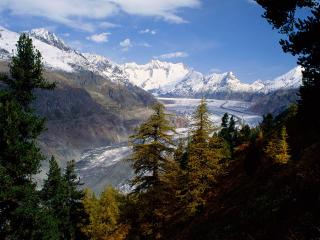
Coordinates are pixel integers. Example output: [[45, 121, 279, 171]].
[[0, 26, 302, 100], [123, 60, 302, 98]]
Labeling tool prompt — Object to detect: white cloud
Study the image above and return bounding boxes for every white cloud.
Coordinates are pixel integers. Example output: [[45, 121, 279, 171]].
[[119, 38, 133, 51], [99, 21, 120, 29], [139, 42, 152, 48], [86, 32, 110, 43], [114, 0, 200, 24], [0, 0, 201, 31], [157, 51, 189, 59], [139, 29, 157, 35]]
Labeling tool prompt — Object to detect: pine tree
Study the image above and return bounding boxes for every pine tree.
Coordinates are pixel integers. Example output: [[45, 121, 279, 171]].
[[0, 33, 55, 238], [129, 103, 176, 238], [186, 98, 220, 214]]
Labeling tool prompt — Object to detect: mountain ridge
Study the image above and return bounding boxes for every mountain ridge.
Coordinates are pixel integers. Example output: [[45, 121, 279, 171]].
[[0, 26, 303, 99]]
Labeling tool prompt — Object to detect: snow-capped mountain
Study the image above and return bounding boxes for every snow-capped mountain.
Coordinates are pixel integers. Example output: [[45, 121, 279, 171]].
[[0, 26, 302, 98], [122, 59, 302, 97], [0, 26, 129, 84], [29, 28, 72, 52], [122, 60, 190, 91]]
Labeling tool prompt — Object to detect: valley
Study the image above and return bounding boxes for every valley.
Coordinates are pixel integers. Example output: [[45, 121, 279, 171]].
[[76, 97, 262, 193], [0, 26, 300, 193]]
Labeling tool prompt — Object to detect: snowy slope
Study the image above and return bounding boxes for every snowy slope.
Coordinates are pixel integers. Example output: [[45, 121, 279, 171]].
[[0, 26, 129, 84]]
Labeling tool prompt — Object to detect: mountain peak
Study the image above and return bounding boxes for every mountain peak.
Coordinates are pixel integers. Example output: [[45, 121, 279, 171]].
[[29, 28, 71, 51]]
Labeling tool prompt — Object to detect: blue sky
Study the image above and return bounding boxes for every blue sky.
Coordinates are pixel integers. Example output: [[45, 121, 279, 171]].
[[0, 0, 298, 82]]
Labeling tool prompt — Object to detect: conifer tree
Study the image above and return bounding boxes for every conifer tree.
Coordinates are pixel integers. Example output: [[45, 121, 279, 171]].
[[264, 126, 290, 164], [174, 139, 188, 170], [260, 113, 274, 140], [129, 103, 176, 238], [257, 0, 320, 143], [0, 33, 55, 238], [239, 124, 252, 143], [186, 98, 220, 214], [82, 186, 126, 240], [219, 113, 238, 156], [41, 156, 67, 239], [63, 160, 88, 240], [209, 134, 231, 161], [277, 126, 290, 164], [130, 103, 175, 192], [2, 33, 55, 109], [221, 113, 229, 128]]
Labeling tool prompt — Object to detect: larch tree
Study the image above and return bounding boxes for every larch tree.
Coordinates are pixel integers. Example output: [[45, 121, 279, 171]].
[[186, 98, 220, 214], [129, 103, 176, 239], [264, 126, 290, 164]]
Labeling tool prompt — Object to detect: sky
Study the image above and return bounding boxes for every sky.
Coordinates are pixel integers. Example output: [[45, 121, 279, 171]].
[[0, 0, 298, 82]]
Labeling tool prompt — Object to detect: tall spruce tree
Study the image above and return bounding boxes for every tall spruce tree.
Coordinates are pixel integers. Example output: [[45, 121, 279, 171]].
[[0, 33, 55, 238], [129, 103, 176, 239]]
